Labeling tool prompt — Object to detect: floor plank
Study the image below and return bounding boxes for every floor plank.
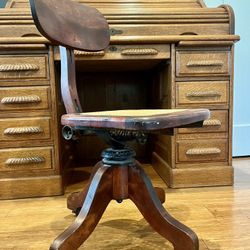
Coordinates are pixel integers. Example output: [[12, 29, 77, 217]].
[[0, 158, 250, 249]]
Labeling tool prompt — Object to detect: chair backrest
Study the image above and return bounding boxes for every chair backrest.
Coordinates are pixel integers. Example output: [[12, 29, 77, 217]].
[[30, 0, 110, 51], [30, 0, 110, 113]]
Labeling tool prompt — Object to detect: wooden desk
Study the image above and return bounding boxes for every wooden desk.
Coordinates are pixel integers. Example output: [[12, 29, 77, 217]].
[[0, 0, 240, 199]]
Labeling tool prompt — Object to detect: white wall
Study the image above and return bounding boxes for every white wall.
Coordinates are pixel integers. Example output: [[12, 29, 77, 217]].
[[205, 0, 250, 156], [0, 0, 7, 8]]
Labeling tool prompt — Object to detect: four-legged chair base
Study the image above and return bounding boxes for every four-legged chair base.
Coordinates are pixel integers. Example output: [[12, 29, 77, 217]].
[[50, 160, 199, 250]]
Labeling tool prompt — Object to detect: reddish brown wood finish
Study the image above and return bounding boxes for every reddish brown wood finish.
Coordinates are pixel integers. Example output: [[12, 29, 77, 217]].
[[60, 47, 82, 114], [51, 161, 198, 250], [112, 166, 129, 201], [51, 164, 113, 250], [129, 161, 199, 250], [61, 109, 209, 131], [67, 172, 166, 213], [30, 0, 110, 51], [67, 162, 102, 212]]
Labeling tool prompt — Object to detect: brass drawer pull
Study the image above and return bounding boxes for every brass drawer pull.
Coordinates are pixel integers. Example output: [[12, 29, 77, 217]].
[[0, 63, 40, 72], [121, 48, 158, 56], [5, 156, 45, 166], [4, 126, 43, 135], [203, 119, 222, 127], [74, 50, 105, 56], [186, 91, 221, 98], [1, 95, 41, 104], [186, 60, 224, 67], [186, 147, 221, 156]]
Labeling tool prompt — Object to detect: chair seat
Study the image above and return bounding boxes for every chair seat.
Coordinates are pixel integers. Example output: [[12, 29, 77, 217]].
[[61, 109, 210, 131]]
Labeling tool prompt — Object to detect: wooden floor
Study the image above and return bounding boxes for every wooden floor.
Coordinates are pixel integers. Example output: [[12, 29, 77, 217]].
[[1, 158, 250, 250]]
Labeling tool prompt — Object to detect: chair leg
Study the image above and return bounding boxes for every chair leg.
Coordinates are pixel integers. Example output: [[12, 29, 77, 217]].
[[154, 187, 166, 204], [67, 162, 102, 214], [128, 162, 199, 250], [50, 163, 113, 250], [67, 162, 165, 215]]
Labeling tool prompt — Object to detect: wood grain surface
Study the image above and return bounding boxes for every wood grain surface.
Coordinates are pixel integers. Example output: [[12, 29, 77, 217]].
[[29, 0, 110, 51], [0, 158, 249, 249]]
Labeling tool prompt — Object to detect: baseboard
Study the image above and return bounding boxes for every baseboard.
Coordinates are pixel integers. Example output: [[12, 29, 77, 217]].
[[152, 152, 234, 188], [0, 175, 63, 199]]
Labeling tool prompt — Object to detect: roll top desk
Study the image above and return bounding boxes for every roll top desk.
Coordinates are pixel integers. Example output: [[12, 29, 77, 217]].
[[0, 0, 239, 199]]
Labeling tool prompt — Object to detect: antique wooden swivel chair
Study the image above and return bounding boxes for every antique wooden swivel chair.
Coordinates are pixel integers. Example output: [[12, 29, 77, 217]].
[[30, 0, 210, 249]]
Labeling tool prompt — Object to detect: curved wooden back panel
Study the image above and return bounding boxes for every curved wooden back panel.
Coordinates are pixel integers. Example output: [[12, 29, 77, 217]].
[[29, 0, 110, 51]]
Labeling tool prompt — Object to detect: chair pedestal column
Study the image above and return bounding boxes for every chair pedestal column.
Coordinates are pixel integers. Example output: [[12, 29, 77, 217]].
[[50, 147, 199, 250]]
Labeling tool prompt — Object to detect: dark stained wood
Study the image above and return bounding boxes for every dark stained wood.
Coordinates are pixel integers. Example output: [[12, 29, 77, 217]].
[[67, 162, 102, 212], [76, 70, 151, 112], [112, 166, 128, 201], [50, 164, 113, 250], [154, 186, 166, 203], [29, 0, 110, 51], [53, 160, 197, 249], [129, 161, 199, 250], [61, 109, 210, 131], [60, 47, 82, 114], [67, 163, 165, 213]]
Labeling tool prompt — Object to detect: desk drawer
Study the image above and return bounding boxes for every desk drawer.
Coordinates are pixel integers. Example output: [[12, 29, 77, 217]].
[[74, 44, 171, 60], [176, 138, 228, 163], [0, 86, 50, 111], [0, 117, 51, 142], [176, 50, 230, 77], [176, 81, 229, 107], [0, 146, 53, 172], [0, 55, 48, 80], [0, 25, 41, 38], [178, 110, 228, 134]]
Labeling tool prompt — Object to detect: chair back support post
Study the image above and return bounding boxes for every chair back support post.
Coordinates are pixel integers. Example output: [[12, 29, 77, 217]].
[[60, 46, 82, 114], [29, 0, 110, 114]]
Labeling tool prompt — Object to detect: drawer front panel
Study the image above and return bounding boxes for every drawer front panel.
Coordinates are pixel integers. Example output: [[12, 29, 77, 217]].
[[0, 25, 41, 38], [176, 81, 229, 107], [107, 44, 170, 60], [72, 44, 171, 60], [178, 110, 228, 134], [0, 147, 53, 171], [0, 86, 50, 111], [176, 139, 228, 163], [0, 55, 48, 80], [0, 117, 51, 141], [176, 50, 230, 77]]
